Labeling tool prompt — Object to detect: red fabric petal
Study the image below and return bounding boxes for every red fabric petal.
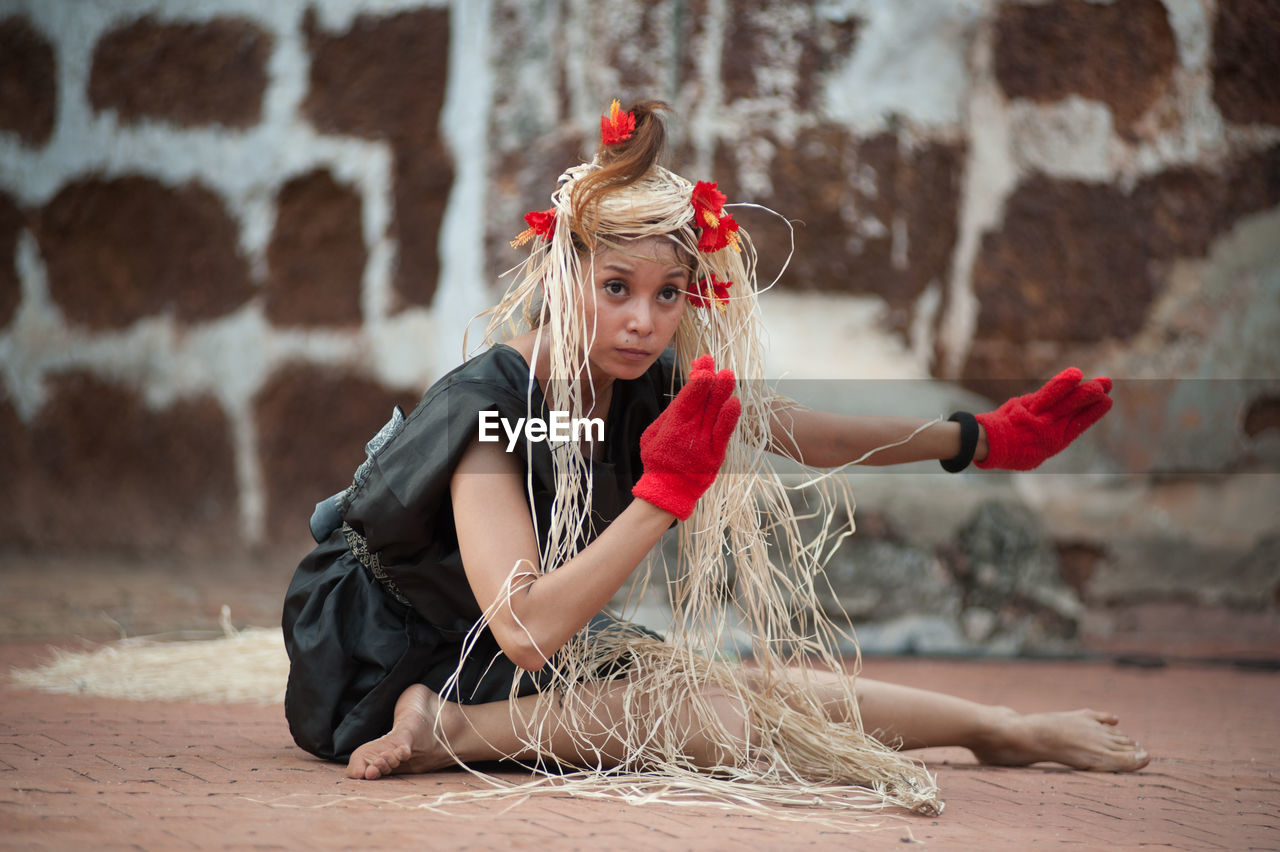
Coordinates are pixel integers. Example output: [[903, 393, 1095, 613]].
[[524, 208, 556, 239], [695, 212, 740, 253], [688, 273, 733, 309], [601, 100, 636, 146], [691, 181, 727, 217], [697, 229, 725, 253], [691, 182, 741, 254], [510, 208, 556, 248]]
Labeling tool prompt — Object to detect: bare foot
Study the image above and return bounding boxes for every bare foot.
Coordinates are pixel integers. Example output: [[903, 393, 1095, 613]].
[[346, 684, 461, 780], [972, 708, 1150, 772]]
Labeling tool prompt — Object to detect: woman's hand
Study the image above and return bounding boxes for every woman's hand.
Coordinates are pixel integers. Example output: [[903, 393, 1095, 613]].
[[976, 367, 1113, 470], [633, 354, 741, 520]]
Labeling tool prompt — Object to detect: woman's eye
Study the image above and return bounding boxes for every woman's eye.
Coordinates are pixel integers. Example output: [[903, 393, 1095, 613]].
[[603, 280, 626, 295], [659, 286, 684, 303]]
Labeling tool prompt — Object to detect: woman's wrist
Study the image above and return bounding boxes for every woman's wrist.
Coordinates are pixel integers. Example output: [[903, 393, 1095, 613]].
[[940, 412, 980, 472], [975, 425, 989, 463]]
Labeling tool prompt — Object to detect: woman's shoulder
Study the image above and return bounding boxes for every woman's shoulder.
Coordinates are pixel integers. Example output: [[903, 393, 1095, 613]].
[[425, 343, 533, 400]]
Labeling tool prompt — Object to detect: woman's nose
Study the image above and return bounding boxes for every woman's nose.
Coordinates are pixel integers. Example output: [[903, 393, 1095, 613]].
[[627, 302, 653, 335]]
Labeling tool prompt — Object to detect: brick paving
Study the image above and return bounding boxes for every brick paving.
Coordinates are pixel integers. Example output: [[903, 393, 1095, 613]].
[[2, 554, 1277, 849], [3, 637, 1278, 851]]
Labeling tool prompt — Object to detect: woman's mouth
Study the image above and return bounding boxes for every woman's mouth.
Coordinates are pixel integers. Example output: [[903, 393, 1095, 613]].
[[617, 348, 650, 361]]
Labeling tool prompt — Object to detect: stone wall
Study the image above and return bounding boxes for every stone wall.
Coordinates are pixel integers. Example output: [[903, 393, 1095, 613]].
[[1, 0, 1277, 651]]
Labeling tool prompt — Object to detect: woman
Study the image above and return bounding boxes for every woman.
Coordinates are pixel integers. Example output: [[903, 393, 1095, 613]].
[[283, 101, 1146, 816]]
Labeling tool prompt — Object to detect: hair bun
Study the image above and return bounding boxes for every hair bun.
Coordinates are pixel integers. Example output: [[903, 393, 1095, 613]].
[[574, 100, 671, 233]]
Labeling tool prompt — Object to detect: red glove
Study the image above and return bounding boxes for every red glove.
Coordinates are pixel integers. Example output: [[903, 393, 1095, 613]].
[[976, 367, 1113, 470], [632, 355, 741, 520]]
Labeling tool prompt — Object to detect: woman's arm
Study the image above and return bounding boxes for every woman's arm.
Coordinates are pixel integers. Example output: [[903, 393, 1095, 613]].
[[451, 437, 675, 672], [767, 400, 989, 468], [452, 356, 739, 671], [767, 367, 1113, 471]]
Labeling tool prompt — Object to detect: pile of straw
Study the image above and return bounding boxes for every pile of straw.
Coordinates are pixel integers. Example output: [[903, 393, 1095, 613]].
[[10, 607, 287, 705]]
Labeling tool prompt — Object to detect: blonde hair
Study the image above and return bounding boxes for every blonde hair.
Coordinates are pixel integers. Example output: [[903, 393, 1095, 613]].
[[464, 102, 941, 819]]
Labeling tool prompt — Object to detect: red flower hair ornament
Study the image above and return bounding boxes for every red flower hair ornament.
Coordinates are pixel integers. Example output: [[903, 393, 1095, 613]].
[[690, 181, 741, 253], [509, 207, 557, 248], [687, 272, 733, 311], [601, 99, 636, 146]]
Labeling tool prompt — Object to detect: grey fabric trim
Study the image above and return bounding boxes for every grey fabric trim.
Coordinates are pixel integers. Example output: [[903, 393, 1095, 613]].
[[342, 522, 412, 607]]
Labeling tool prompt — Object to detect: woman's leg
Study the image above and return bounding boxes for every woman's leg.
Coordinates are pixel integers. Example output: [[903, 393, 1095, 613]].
[[347, 678, 754, 780], [755, 668, 1149, 772], [349, 665, 1150, 780]]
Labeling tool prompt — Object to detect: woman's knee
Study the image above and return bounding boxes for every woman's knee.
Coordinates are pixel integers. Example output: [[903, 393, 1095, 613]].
[[679, 688, 758, 766], [712, 691, 759, 750]]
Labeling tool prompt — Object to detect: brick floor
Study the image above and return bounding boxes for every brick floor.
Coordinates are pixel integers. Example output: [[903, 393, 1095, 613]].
[[3, 638, 1277, 851]]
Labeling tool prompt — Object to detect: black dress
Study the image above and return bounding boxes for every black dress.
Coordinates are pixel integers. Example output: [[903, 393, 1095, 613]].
[[282, 344, 676, 761]]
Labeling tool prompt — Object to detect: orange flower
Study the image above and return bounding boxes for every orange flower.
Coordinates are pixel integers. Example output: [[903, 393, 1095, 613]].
[[509, 208, 557, 248], [690, 181, 741, 253], [687, 272, 733, 310], [600, 99, 636, 146]]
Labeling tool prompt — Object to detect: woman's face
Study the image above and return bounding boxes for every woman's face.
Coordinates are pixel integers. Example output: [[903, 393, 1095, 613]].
[[580, 236, 690, 383]]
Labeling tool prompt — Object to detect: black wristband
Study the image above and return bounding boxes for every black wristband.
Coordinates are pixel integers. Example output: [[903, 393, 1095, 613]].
[[940, 411, 979, 473]]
